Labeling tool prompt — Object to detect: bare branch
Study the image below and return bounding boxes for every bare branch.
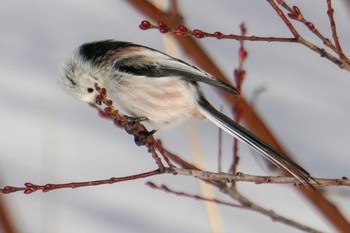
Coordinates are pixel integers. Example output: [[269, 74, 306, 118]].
[[1, 170, 161, 194], [167, 168, 350, 187], [148, 182, 325, 232]]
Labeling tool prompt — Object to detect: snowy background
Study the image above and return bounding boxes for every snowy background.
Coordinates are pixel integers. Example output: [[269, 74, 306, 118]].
[[1, 0, 350, 232]]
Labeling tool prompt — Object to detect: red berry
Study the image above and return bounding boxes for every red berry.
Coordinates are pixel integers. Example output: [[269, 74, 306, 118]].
[[195, 34, 204, 39], [159, 28, 169, 33], [24, 189, 34, 194], [139, 20, 151, 30], [287, 13, 297, 20], [293, 6, 301, 15], [106, 100, 113, 106], [178, 25, 189, 32], [239, 48, 248, 59], [96, 95, 103, 101], [104, 107, 111, 113], [193, 29, 204, 38], [214, 31, 223, 38], [25, 182, 34, 187], [276, 0, 283, 4], [158, 21, 167, 28], [1, 186, 13, 194], [139, 25, 148, 30], [306, 22, 315, 30]]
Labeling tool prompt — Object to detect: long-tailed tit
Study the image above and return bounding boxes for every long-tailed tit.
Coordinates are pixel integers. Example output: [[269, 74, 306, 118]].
[[58, 40, 313, 185]]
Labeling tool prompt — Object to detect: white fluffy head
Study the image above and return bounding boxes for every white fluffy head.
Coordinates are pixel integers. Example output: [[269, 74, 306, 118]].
[[58, 50, 102, 103]]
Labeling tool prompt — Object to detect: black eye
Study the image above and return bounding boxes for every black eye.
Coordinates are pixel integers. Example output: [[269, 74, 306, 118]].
[[87, 88, 94, 93]]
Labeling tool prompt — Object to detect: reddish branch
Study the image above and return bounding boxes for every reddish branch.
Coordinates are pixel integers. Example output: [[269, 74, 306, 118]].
[[141, 18, 349, 71], [146, 181, 249, 209], [230, 23, 248, 175], [326, 0, 347, 60], [1, 167, 348, 194], [1, 170, 161, 194], [138, 1, 350, 71], [148, 182, 325, 233], [1, 136, 348, 195], [270, 0, 350, 69]]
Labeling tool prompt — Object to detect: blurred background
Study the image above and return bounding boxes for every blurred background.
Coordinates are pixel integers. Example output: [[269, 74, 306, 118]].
[[1, 0, 350, 232]]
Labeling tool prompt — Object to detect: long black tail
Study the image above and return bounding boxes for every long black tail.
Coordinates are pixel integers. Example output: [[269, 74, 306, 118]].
[[197, 97, 313, 186]]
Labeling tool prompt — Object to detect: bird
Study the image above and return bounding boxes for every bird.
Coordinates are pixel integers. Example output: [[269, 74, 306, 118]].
[[58, 39, 313, 186]]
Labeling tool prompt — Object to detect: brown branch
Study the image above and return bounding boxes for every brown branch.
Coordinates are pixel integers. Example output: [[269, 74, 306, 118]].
[[1, 163, 343, 232], [326, 0, 348, 62], [230, 23, 248, 175], [267, 0, 300, 37], [268, 0, 350, 71], [157, 139, 200, 170], [141, 19, 297, 42], [278, 1, 338, 54], [167, 168, 350, 187], [146, 181, 247, 209], [3, 167, 346, 195], [1, 170, 161, 194], [141, 18, 349, 71], [148, 181, 325, 233], [0, 196, 18, 233]]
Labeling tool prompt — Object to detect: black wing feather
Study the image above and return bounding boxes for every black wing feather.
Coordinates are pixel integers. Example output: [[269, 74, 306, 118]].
[[114, 54, 239, 95]]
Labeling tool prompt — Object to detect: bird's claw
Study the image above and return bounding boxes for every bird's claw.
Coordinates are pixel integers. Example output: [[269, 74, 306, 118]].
[[134, 130, 157, 146]]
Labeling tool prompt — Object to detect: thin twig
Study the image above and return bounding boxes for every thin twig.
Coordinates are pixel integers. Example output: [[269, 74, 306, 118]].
[[148, 181, 325, 233], [146, 181, 249, 210], [269, 0, 350, 70], [230, 23, 248, 175], [267, 0, 300, 37], [0, 170, 161, 194], [326, 0, 347, 61]]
